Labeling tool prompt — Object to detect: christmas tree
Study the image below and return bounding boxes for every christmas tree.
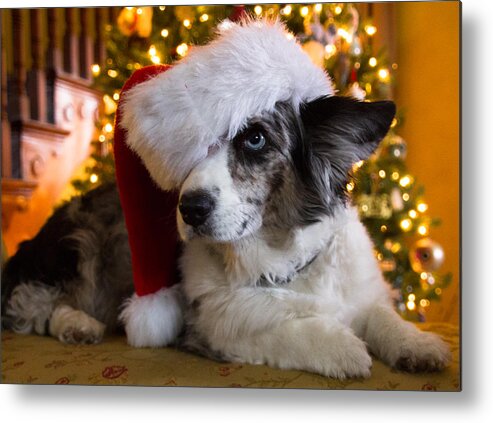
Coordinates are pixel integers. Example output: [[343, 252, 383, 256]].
[[72, 3, 451, 321]]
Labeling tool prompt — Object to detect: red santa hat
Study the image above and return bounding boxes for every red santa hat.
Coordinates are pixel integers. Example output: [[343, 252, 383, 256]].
[[114, 19, 333, 347]]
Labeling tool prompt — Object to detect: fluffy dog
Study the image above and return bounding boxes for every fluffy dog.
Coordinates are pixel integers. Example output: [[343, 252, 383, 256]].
[[2, 20, 451, 379]]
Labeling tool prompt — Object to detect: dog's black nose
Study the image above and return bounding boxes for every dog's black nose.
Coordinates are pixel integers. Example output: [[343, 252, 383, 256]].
[[179, 190, 215, 227]]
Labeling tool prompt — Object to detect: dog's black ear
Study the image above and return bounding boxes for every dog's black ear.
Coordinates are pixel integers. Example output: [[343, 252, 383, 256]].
[[301, 95, 396, 165], [293, 96, 395, 223]]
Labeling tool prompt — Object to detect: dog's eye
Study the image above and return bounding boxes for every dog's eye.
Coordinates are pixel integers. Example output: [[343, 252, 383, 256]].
[[244, 132, 266, 151]]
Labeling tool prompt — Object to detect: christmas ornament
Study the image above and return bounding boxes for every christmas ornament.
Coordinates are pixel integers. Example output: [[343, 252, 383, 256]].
[[302, 40, 326, 68], [409, 238, 445, 273], [390, 187, 404, 211], [117, 7, 153, 38], [357, 193, 392, 219]]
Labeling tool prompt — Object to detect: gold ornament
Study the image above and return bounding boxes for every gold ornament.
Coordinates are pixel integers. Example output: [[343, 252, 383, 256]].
[[409, 238, 445, 273], [117, 7, 153, 38]]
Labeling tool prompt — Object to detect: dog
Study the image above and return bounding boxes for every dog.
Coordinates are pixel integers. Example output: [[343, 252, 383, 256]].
[[2, 95, 451, 378], [2, 20, 451, 379]]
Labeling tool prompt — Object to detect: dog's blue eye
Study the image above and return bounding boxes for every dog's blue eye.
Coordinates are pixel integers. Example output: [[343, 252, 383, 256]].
[[244, 132, 266, 151]]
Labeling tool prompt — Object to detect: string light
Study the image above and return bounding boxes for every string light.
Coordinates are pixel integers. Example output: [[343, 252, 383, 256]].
[[369, 57, 377, 67], [161, 29, 169, 38], [408, 294, 416, 301], [149, 45, 161, 64], [285, 32, 294, 40], [408, 209, 417, 218], [325, 44, 336, 58], [406, 300, 416, 311], [400, 218, 412, 231], [365, 83, 372, 94], [418, 225, 428, 235], [91, 64, 101, 76], [365, 24, 377, 36], [378, 68, 390, 81], [254, 5, 263, 16], [183, 19, 192, 29], [176, 43, 189, 57], [420, 299, 430, 307], [391, 242, 401, 253], [159, 6, 166, 11], [399, 175, 412, 187], [417, 202, 428, 212], [90, 174, 99, 184], [334, 5, 343, 15], [346, 181, 354, 192], [107, 69, 118, 78], [392, 63, 399, 70], [337, 28, 352, 43], [435, 288, 442, 295], [314, 4, 323, 13], [300, 6, 309, 17], [420, 272, 428, 280], [354, 160, 364, 169], [281, 5, 292, 16], [98, 135, 106, 143], [113, 92, 120, 101], [200, 14, 209, 22], [378, 169, 386, 178], [136, 8, 143, 15], [104, 123, 113, 133], [391, 171, 400, 180]]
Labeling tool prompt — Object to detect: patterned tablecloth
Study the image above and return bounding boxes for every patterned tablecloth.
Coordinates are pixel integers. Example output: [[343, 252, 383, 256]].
[[1, 322, 460, 391]]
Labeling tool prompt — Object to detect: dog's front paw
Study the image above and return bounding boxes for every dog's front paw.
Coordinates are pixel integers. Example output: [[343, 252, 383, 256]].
[[325, 331, 372, 379], [393, 331, 451, 372], [50, 305, 106, 344], [308, 326, 372, 380]]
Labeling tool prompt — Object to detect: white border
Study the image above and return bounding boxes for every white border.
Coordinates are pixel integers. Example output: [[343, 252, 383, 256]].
[[2, 0, 492, 422]]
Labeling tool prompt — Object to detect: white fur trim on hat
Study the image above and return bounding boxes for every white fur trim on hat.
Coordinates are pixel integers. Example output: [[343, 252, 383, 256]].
[[119, 18, 334, 191], [120, 285, 184, 348]]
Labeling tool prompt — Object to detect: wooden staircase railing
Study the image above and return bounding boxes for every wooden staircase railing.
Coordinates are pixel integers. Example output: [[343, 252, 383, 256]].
[[1, 7, 119, 256]]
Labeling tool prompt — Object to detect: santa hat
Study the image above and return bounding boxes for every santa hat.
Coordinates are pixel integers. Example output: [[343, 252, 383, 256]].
[[114, 18, 333, 347]]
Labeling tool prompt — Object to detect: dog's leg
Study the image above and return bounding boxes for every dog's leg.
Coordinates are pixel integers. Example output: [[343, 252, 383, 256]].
[[4, 282, 59, 336], [352, 304, 451, 372], [49, 304, 106, 344], [222, 317, 372, 380]]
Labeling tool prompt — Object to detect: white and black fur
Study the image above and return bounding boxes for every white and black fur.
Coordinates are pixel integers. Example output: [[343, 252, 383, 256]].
[[1, 95, 450, 378], [174, 95, 450, 378], [1, 183, 133, 344]]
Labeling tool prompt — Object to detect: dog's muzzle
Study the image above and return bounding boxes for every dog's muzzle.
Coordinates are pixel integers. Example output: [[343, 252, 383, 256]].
[[179, 190, 215, 228]]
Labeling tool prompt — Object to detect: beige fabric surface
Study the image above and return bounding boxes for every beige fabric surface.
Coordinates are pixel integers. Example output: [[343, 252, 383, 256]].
[[1, 322, 460, 391]]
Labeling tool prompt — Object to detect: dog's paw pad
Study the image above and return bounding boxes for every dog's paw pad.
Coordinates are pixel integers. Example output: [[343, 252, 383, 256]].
[[60, 325, 104, 345], [394, 333, 451, 373]]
